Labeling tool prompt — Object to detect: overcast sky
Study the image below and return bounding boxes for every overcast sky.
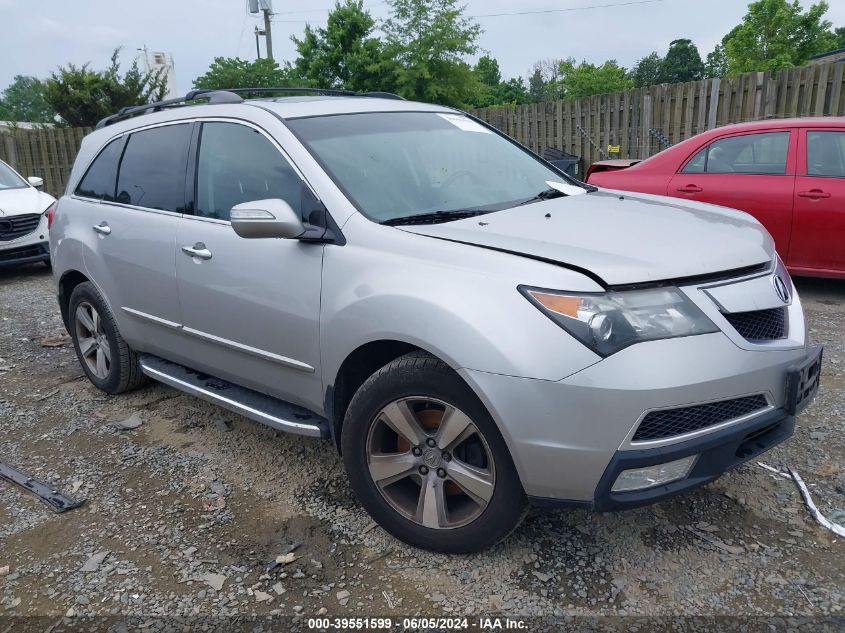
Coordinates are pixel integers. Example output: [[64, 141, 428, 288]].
[[1, 0, 844, 93]]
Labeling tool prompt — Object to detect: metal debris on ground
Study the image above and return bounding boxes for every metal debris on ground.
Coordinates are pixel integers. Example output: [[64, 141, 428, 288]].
[[788, 466, 845, 538], [0, 461, 85, 513]]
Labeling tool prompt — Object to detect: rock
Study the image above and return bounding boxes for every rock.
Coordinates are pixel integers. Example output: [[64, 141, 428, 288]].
[[272, 582, 286, 595], [113, 413, 143, 430], [40, 334, 71, 348], [276, 553, 299, 565], [199, 573, 228, 591], [80, 551, 110, 572], [317, 607, 328, 615], [213, 420, 233, 432], [202, 497, 226, 512], [76, 595, 90, 605], [612, 576, 626, 591], [532, 571, 552, 583], [65, 607, 75, 617], [431, 592, 446, 603], [293, 605, 303, 612], [0, 566, 8, 577], [337, 590, 351, 601], [255, 591, 272, 603]]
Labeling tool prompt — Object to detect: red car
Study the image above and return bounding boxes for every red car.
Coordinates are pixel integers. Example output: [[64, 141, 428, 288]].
[[585, 118, 845, 279]]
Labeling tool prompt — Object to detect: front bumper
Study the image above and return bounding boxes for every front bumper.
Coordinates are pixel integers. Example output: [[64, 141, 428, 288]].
[[460, 333, 820, 505], [0, 241, 50, 267]]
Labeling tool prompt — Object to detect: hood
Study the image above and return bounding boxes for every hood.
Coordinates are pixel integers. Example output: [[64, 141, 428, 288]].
[[399, 190, 774, 286], [0, 187, 55, 217]]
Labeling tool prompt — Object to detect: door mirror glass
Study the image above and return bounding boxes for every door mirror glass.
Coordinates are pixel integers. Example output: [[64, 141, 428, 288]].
[[27, 176, 44, 189], [230, 198, 305, 239]]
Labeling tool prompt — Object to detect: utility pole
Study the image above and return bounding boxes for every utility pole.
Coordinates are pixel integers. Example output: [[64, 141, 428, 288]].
[[262, 6, 273, 61], [248, 0, 274, 61]]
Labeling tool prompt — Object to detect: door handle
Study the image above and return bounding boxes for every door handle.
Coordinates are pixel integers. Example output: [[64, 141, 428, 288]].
[[92, 222, 111, 236], [676, 185, 703, 193], [181, 242, 213, 260], [797, 189, 830, 200]]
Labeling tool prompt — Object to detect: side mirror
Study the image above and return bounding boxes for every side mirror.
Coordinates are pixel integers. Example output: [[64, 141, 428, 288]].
[[230, 199, 305, 239], [28, 176, 44, 189]]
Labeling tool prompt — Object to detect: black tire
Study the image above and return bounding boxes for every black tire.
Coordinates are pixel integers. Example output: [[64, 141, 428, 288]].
[[341, 351, 527, 553], [68, 281, 148, 394]]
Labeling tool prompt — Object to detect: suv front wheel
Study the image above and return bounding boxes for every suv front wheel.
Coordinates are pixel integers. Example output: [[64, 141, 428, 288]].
[[341, 352, 527, 553]]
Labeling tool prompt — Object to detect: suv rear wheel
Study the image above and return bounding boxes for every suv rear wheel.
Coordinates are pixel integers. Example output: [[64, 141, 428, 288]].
[[341, 351, 526, 553], [68, 282, 147, 394]]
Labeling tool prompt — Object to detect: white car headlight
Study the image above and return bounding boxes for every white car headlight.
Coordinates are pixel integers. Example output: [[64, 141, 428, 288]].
[[520, 285, 718, 356]]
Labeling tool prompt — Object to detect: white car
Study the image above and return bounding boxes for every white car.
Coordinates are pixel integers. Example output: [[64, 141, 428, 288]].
[[0, 159, 55, 268]]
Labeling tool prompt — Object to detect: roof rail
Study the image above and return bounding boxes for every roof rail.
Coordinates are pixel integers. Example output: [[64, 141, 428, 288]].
[[94, 86, 406, 130]]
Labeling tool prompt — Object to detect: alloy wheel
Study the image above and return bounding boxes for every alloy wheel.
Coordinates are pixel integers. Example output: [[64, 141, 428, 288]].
[[366, 396, 496, 529], [74, 301, 111, 379]]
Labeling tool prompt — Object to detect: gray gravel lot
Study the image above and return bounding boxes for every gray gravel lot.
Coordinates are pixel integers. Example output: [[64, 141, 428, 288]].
[[0, 264, 843, 626]]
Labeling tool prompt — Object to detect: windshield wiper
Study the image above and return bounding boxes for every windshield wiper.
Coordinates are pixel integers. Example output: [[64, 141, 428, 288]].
[[381, 210, 490, 226], [516, 188, 567, 207]]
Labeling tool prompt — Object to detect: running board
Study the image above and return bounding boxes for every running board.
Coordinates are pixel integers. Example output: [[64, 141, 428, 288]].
[[138, 355, 329, 439]]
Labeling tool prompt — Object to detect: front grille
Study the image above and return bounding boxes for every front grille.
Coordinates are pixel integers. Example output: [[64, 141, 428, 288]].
[[723, 307, 787, 341], [0, 213, 41, 241], [633, 395, 769, 442], [0, 242, 47, 263]]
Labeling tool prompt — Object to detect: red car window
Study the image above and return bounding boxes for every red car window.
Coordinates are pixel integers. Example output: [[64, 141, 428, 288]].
[[681, 132, 790, 175], [806, 131, 845, 177]]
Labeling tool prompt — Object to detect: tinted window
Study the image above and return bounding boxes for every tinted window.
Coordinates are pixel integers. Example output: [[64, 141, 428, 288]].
[[698, 132, 789, 175], [75, 137, 124, 200], [196, 122, 302, 221], [807, 131, 845, 177], [682, 147, 707, 173], [116, 124, 191, 212]]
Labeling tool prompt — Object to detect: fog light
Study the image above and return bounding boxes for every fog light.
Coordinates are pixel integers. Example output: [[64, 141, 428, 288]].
[[611, 455, 698, 492]]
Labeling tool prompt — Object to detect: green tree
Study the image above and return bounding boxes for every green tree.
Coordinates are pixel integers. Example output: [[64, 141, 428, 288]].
[[527, 67, 547, 102], [45, 49, 167, 127], [556, 58, 632, 99], [0, 76, 55, 123], [829, 26, 845, 49], [383, 0, 482, 107], [193, 57, 291, 91], [721, 0, 835, 74], [705, 44, 728, 77], [497, 77, 529, 105], [629, 52, 665, 87], [661, 38, 704, 83], [290, 0, 394, 92], [474, 55, 501, 88]]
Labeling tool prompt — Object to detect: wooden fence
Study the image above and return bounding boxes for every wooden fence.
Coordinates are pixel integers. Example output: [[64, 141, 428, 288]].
[[2, 61, 844, 195], [472, 61, 845, 168], [0, 127, 90, 197]]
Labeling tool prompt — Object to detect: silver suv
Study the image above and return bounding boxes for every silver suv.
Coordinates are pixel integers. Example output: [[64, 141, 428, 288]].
[[50, 89, 822, 553]]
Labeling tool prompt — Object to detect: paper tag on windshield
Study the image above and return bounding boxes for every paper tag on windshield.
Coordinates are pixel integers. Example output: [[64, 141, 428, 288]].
[[546, 180, 587, 196], [438, 113, 492, 133]]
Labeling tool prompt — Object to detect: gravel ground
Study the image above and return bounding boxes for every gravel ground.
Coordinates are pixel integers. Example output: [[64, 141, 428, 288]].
[[0, 264, 843, 629]]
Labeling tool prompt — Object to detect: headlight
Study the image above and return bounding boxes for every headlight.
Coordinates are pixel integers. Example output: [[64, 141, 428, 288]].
[[520, 285, 718, 356]]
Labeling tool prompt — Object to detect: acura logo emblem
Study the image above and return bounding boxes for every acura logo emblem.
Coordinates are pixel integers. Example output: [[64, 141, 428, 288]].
[[773, 275, 790, 304]]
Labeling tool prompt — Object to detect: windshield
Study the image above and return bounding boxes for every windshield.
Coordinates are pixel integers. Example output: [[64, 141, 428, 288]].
[[0, 161, 27, 190], [286, 112, 582, 223]]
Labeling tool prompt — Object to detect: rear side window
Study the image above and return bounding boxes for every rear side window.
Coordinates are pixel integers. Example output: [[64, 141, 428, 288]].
[[116, 124, 191, 212], [195, 122, 302, 221], [75, 137, 124, 201], [682, 132, 789, 175], [807, 131, 845, 177]]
